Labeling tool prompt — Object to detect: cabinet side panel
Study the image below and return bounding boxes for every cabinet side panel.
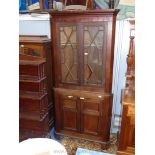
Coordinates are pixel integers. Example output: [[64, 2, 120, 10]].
[[54, 92, 61, 132], [101, 95, 113, 141], [105, 17, 117, 93]]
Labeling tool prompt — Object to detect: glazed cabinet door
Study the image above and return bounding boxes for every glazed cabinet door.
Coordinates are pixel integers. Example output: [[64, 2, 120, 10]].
[[55, 22, 107, 88], [80, 97, 103, 136], [57, 25, 79, 85], [59, 94, 80, 132], [82, 23, 106, 87]]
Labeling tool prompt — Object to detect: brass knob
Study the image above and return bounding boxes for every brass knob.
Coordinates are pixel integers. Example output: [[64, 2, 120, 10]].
[[98, 95, 102, 98], [20, 45, 24, 48], [68, 96, 73, 98], [80, 97, 85, 100]]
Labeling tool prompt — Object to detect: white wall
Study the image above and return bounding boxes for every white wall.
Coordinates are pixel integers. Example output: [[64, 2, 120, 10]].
[[111, 21, 130, 133], [19, 15, 130, 133], [19, 14, 51, 38]]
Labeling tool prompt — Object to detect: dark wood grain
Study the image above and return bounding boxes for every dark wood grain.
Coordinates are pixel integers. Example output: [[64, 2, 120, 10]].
[[50, 10, 119, 148], [19, 36, 54, 141]]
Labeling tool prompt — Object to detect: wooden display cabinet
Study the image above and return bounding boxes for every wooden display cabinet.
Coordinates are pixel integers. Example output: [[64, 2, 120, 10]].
[[49, 9, 119, 148]]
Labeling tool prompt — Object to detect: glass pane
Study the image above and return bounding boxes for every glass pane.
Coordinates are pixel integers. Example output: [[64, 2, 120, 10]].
[[83, 26, 104, 86], [60, 26, 78, 84]]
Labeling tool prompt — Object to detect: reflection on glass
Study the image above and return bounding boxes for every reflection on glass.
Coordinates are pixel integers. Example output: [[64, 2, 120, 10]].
[[60, 26, 78, 84], [83, 26, 104, 86]]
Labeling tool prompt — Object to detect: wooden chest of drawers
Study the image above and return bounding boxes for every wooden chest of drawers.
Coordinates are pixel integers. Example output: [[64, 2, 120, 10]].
[[19, 35, 53, 104], [19, 112, 49, 132], [19, 51, 54, 141], [19, 59, 46, 80], [19, 35, 51, 58]]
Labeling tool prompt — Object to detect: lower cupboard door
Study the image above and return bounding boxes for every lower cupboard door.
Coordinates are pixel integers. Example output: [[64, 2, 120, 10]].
[[80, 98, 102, 136], [61, 95, 80, 132]]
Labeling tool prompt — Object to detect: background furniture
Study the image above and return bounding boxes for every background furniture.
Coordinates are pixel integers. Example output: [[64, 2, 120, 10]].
[[49, 9, 119, 148], [19, 35, 54, 141], [19, 35, 53, 109], [62, 0, 95, 9], [117, 20, 135, 155], [26, 0, 53, 10]]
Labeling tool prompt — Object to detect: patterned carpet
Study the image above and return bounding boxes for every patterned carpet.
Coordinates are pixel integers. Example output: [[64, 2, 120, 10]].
[[60, 134, 118, 155]]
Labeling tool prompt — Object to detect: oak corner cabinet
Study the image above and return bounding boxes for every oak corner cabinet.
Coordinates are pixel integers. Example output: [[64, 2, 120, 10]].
[[49, 9, 119, 148]]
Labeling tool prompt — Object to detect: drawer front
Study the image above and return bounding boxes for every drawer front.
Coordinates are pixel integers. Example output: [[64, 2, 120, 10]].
[[19, 114, 49, 132], [19, 63, 46, 80], [19, 129, 49, 142], [19, 94, 48, 116], [19, 44, 45, 57], [19, 78, 47, 93]]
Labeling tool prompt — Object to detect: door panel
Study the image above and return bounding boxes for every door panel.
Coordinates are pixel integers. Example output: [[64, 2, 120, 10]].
[[60, 95, 80, 132], [83, 115, 100, 135], [63, 110, 77, 131], [81, 98, 102, 136]]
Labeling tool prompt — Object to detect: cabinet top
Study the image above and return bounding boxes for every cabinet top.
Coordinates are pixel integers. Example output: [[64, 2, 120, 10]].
[[19, 35, 51, 43], [48, 9, 119, 17]]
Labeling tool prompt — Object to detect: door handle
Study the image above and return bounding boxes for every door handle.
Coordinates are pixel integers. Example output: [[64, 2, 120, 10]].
[[98, 95, 102, 98], [80, 97, 85, 100], [68, 95, 73, 99]]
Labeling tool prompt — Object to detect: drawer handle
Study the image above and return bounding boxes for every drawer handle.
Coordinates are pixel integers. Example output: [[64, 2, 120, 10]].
[[80, 97, 85, 100], [20, 45, 25, 48], [84, 52, 88, 55], [68, 96, 73, 98], [98, 95, 102, 98]]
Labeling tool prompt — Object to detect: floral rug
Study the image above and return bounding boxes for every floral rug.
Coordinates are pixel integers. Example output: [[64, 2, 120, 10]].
[[50, 128, 118, 155], [60, 134, 118, 155]]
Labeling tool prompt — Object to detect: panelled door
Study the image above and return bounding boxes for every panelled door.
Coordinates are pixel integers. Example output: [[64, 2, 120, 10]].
[[60, 95, 80, 132], [58, 93, 103, 136], [80, 98, 103, 136]]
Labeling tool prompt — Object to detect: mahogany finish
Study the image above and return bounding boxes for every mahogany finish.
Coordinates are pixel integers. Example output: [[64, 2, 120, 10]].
[[49, 10, 119, 148], [19, 35, 53, 110], [19, 35, 54, 141], [20, 59, 46, 80], [20, 92, 48, 119], [19, 77, 47, 93]]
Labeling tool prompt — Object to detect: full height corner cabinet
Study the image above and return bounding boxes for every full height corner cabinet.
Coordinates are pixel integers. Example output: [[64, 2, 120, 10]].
[[49, 9, 119, 148]]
